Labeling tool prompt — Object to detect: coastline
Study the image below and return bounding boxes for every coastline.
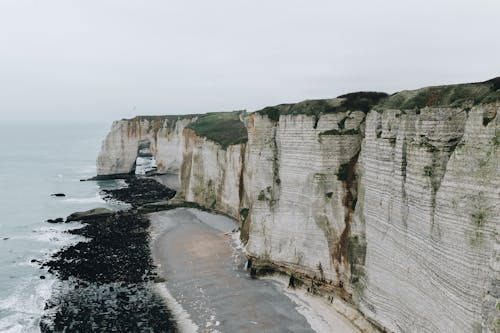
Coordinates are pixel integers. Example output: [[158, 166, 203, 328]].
[[38, 176, 364, 332], [39, 177, 178, 332], [0, 122, 121, 333], [149, 208, 361, 333]]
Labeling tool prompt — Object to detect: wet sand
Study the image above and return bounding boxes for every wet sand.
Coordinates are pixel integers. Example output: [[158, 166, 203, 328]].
[[149, 208, 360, 333]]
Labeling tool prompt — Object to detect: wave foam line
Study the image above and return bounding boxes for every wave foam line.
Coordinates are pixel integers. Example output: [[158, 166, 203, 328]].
[[154, 283, 199, 333]]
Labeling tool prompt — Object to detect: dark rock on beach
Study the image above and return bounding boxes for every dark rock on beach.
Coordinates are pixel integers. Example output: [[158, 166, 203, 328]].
[[40, 176, 178, 332], [46, 217, 64, 223], [65, 208, 114, 222], [43, 211, 156, 283], [102, 176, 176, 207], [40, 283, 176, 333]]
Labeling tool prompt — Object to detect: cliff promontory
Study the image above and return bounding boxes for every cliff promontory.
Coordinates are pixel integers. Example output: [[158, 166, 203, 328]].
[[97, 78, 499, 332]]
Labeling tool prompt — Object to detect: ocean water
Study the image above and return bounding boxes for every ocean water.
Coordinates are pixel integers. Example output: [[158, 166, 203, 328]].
[[0, 122, 124, 332]]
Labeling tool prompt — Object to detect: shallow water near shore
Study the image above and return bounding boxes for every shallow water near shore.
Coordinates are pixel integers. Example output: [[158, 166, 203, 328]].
[[0, 122, 124, 332]]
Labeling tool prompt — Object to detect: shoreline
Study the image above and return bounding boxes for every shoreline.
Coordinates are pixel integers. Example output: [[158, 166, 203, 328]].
[[39, 175, 365, 332], [39, 177, 178, 332], [149, 208, 361, 333]]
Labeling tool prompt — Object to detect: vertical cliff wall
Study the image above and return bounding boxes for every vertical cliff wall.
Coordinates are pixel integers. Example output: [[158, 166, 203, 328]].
[[97, 79, 499, 332], [243, 110, 365, 293], [179, 128, 246, 218], [354, 104, 498, 332]]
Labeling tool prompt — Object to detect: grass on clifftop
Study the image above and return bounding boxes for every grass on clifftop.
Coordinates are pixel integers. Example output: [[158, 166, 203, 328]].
[[186, 111, 248, 149], [256, 92, 388, 121], [256, 77, 500, 120], [124, 115, 198, 122], [378, 77, 500, 110]]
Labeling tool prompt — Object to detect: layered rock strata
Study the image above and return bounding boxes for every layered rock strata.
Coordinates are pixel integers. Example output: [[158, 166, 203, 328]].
[[354, 104, 498, 332], [97, 79, 499, 332]]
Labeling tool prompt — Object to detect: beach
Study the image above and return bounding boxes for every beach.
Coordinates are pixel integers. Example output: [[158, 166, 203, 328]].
[[150, 208, 360, 333]]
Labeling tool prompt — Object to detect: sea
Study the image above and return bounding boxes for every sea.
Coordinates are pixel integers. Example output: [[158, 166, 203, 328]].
[[0, 122, 124, 332]]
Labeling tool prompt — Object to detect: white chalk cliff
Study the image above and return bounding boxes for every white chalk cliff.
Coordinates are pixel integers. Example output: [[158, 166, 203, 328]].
[[97, 115, 196, 177], [97, 80, 499, 332]]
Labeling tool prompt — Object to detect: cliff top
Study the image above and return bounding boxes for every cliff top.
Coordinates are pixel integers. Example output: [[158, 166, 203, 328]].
[[123, 77, 499, 124], [377, 77, 500, 110], [256, 77, 499, 120], [117, 77, 499, 147], [123, 114, 198, 122], [185, 111, 248, 149], [256, 92, 388, 121]]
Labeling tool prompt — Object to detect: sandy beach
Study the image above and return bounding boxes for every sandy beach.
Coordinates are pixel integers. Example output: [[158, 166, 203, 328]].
[[149, 208, 360, 333]]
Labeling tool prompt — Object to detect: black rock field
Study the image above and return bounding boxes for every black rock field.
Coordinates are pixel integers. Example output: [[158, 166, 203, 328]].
[[102, 176, 177, 207], [40, 176, 178, 332]]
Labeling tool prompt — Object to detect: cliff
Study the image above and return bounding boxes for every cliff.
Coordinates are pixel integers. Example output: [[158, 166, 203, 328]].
[[97, 115, 198, 177], [97, 78, 499, 332]]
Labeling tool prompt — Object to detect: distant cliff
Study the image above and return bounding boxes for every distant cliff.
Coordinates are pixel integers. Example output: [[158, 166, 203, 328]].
[[97, 78, 499, 333]]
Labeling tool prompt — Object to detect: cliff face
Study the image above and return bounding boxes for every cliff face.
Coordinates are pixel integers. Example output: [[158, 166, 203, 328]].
[[97, 80, 499, 333], [179, 128, 246, 218], [355, 105, 498, 332], [97, 116, 197, 176], [243, 110, 366, 291]]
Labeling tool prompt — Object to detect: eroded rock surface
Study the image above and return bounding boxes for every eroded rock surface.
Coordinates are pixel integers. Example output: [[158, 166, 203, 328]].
[[96, 79, 500, 332]]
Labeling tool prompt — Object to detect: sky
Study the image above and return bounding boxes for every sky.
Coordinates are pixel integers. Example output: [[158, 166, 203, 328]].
[[1, 0, 499, 123]]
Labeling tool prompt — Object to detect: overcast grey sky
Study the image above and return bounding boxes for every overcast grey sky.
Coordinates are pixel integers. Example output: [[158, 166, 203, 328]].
[[1, 0, 499, 123]]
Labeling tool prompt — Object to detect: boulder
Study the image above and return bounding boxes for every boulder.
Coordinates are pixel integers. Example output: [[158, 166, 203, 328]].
[[46, 217, 64, 223], [66, 208, 114, 222]]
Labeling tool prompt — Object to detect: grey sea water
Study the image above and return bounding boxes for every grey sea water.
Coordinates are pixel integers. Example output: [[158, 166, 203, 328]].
[[0, 122, 123, 332]]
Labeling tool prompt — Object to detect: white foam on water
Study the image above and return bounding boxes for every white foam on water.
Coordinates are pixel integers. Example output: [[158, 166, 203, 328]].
[[0, 222, 85, 333], [0, 274, 56, 333], [63, 193, 105, 204], [27, 230, 84, 246], [230, 230, 245, 253], [12, 223, 85, 247], [154, 283, 199, 333]]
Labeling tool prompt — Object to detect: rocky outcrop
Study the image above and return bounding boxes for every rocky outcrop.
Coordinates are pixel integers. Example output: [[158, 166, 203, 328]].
[[66, 208, 115, 222], [97, 78, 500, 332], [97, 115, 197, 176]]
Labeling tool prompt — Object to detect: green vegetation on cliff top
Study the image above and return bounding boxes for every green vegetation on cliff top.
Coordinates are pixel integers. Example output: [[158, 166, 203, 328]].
[[257, 92, 388, 121], [124, 114, 197, 122], [377, 77, 500, 110], [123, 77, 498, 146], [185, 111, 248, 149], [257, 77, 499, 120]]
